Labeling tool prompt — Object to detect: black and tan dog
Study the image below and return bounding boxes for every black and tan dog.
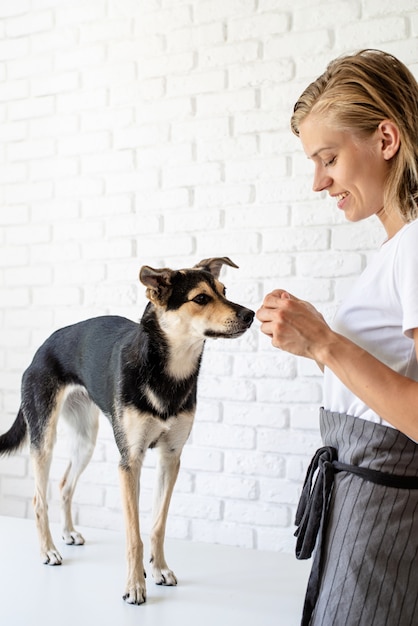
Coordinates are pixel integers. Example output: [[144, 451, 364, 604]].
[[0, 257, 254, 604]]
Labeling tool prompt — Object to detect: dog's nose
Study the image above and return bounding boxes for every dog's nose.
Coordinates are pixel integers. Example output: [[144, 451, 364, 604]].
[[237, 308, 255, 326]]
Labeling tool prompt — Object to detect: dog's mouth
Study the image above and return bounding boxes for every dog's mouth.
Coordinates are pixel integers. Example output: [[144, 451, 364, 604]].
[[204, 313, 254, 339], [205, 328, 248, 339]]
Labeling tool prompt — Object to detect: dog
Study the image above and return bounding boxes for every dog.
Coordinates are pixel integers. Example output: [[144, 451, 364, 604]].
[[0, 257, 254, 605]]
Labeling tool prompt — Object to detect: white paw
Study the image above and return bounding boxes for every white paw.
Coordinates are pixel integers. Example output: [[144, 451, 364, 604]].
[[123, 582, 147, 605], [152, 565, 177, 586], [62, 530, 85, 545], [42, 549, 62, 565]]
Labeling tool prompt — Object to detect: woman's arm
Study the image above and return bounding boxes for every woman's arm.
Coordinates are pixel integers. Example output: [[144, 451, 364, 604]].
[[257, 290, 418, 441]]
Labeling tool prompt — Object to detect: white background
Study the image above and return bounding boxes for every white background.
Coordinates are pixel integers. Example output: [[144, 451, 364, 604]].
[[0, 0, 417, 553]]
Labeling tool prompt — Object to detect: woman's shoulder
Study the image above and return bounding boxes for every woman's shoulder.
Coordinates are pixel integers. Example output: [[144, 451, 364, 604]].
[[391, 219, 418, 251]]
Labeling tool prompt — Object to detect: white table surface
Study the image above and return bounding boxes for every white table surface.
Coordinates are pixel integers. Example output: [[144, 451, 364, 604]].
[[0, 515, 310, 626]]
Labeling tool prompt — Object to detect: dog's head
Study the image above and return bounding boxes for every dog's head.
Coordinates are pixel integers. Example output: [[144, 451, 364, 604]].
[[139, 257, 254, 339]]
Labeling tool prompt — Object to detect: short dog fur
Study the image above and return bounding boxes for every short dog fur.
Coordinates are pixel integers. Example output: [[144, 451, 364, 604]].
[[0, 257, 254, 605]]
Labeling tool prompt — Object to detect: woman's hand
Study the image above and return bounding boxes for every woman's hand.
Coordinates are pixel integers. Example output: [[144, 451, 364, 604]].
[[256, 290, 333, 363]]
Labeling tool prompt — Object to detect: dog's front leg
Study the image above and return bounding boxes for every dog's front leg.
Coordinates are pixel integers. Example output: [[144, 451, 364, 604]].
[[119, 461, 146, 604], [150, 447, 181, 586]]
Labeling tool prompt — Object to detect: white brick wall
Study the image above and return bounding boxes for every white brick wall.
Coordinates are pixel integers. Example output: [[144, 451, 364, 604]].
[[0, 0, 417, 552]]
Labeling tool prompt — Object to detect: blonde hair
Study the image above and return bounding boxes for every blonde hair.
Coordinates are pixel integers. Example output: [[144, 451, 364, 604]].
[[291, 49, 418, 221]]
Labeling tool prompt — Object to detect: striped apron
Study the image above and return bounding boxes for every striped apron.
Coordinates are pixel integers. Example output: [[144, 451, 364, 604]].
[[295, 409, 418, 626]]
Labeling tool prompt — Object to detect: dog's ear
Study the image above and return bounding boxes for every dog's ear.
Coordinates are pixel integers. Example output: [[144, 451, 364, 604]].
[[193, 257, 238, 279], [139, 266, 174, 305]]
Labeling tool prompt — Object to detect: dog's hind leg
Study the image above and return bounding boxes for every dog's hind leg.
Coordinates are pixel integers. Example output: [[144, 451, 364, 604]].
[[32, 446, 63, 565], [29, 394, 63, 565], [60, 389, 99, 546], [150, 411, 194, 586]]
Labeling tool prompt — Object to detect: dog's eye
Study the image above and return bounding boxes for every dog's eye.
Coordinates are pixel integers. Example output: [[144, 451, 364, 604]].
[[192, 294, 211, 305]]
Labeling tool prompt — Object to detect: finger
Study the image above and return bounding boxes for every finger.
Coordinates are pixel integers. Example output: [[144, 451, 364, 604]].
[[261, 290, 289, 309]]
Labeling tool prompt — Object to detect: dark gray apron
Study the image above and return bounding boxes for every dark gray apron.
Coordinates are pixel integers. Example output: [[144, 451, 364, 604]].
[[295, 408, 418, 626]]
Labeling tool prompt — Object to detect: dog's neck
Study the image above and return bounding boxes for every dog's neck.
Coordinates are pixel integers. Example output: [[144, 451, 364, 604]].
[[143, 304, 206, 381], [164, 333, 205, 380]]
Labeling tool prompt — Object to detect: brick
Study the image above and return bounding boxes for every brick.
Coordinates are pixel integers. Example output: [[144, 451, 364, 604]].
[[54, 177, 104, 198], [194, 231, 260, 256], [167, 69, 226, 97], [264, 226, 329, 252], [0, 202, 30, 223], [194, 184, 252, 208], [200, 41, 259, 68], [0, 0, 30, 17], [195, 0, 256, 23], [164, 209, 221, 233], [223, 401, 288, 428], [225, 156, 287, 182], [256, 378, 322, 404], [167, 23, 225, 53], [229, 12, 289, 41], [196, 88, 255, 116], [10, 96, 54, 120], [3, 180, 53, 204], [6, 11, 53, 37], [225, 499, 290, 527], [0, 79, 29, 101], [0, 37, 29, 61], [137, 5, 192, 34], [338, 16, 407, 47], [229, 59, 294, 90], [196, 473, 258, 500], [31, 71, 79, 96], [0, 121, 26, 141], [191, 519, 254, 549], [32, 286, 82, 307], [0, 455, 27, 477], [0, 163, 27, 184], [170, 493, 222, 520], [260, 477, 301, 506], [5, 223, 49, 245], [234, 352, 296, 379], [139, 52, 195, 80], [79, 20, 131, 43], [163, 162, 221, 188], [192, 422, 255, 450], [225, 450, 285, 478], [265, 30, 333, 59], [7, 138, 54, 161], [296, 251, 363, 278], [258, 428, 322, 456], [114, 123, 170, 148], [197, 134, 257, 162]]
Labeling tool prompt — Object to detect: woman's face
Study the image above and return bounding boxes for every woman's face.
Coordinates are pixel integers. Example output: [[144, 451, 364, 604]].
[[298, 113, 403, 237]]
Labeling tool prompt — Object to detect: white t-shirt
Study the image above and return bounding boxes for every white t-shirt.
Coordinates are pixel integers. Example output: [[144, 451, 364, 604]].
[[323, 219, 418, 428]]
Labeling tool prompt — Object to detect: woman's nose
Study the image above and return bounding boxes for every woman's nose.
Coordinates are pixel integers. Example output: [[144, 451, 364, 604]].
[[312, 167, 332, 193]]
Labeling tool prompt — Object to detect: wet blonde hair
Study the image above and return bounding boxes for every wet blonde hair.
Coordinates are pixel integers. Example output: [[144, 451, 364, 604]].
[[291, 49, 418, 221]]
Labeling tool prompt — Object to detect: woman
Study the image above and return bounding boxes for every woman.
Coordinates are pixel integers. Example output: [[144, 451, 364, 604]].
[[257, 49, 418, 626]]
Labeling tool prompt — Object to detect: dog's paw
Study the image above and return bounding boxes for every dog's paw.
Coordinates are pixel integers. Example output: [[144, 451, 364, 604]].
[[42, 549, 63, 566], [122, 582, 147, 605], [62, 530, 85, 546], [152, 565, 178, 586]]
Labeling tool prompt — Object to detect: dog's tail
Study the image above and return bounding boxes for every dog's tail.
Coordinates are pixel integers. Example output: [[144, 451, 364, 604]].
[[0, 409, 27, 456]]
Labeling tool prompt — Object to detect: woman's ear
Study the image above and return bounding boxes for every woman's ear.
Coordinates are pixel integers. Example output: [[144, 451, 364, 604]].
[[378, 120, 400, 160]]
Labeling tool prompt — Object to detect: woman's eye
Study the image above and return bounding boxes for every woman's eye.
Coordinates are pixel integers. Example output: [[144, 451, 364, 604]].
[[192, 294, 211, 305], [324, 156, 336, 167]]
